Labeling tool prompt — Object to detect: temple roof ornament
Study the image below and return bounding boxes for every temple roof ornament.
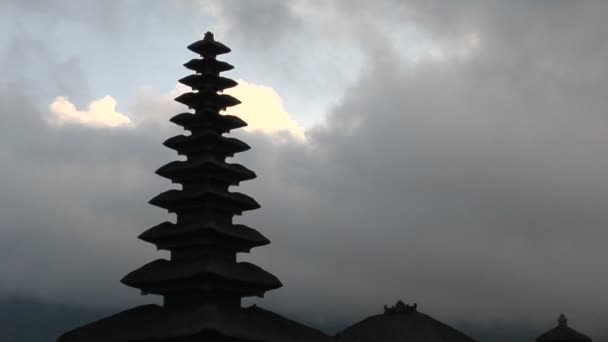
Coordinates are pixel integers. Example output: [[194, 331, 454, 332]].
[[383, 300, 418, 315]]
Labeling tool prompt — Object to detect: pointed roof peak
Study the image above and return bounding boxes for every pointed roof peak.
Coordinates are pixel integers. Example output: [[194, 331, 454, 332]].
[[188, 31, 231, 57], [536, 314, 592, 342], [337, 301, 476, 342], [558, 313, 568, 326]]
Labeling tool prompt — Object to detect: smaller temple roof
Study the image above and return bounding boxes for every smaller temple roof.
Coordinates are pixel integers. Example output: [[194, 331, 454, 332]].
[[335, 301, 476, 342], [536, 314, 592, 342]]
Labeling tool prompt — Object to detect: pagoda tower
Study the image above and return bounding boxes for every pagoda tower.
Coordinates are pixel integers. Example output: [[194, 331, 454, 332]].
[[122, 31, 281, 309], [58, 32, 330, 342]]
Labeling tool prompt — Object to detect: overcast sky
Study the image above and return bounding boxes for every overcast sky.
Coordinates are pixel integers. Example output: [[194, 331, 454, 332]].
[[1, 0, 607, 337]]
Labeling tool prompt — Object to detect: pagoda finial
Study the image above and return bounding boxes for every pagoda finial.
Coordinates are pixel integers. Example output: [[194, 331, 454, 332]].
[[558, 314, 568, 326], [187, 31, 231, 58]]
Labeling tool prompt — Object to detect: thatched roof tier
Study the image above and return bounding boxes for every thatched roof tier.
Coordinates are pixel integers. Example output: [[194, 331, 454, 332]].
[[156, 158, 256, 185], [163, 132, 250, 157], [179, 74, 238, 91], [149, 189, 259, 214], [174, 91, 241, 110], [121, 258, 282, 297], [188, 32, 231, 57], [139, 221, 270, 252], [59, 304, 330, 342], [184, 58, 234, 75], [169, 112, 247, 133]]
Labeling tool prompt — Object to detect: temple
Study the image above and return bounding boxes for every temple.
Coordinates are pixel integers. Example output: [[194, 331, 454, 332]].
[[335, 301, 476, 342], [58, 32, 330, 342], [536, 314, 592, 342], [125, 31, 278, 310], [56, 31, 593, 342]]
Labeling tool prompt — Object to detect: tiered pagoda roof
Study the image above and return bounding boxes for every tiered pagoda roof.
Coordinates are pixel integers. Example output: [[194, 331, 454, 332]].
[[121, 32, 281, 306], [58, 32, 330, 342]]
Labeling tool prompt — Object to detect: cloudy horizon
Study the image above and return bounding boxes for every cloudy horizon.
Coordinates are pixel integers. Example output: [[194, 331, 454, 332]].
[[1, 0, 607, 339]]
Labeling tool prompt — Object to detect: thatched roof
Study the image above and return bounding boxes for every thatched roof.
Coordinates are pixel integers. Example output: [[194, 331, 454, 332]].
[[335, 302, 476, 342], [536, 314, 592, 342], [58, 304, 330, 342]]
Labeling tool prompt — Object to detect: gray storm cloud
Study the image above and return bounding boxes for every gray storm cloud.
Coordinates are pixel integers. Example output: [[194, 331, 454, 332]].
[[1, 0, 608, 337]]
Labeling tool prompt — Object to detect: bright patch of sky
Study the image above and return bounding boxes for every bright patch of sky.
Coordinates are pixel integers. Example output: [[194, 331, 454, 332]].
[[35, 10, 212, 116], [1, 2, 477, 132]]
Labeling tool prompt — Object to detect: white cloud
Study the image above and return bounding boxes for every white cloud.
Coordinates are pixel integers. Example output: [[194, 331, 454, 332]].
[[48, 95, 132, 128], [225, 80, 306, 140], [130, 81, 305, 141], [11, 1, 608, 336]]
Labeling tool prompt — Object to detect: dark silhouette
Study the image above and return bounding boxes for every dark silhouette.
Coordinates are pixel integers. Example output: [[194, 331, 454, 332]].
[[536, 314, 592, 342], [383, 300, 417, 315], [57, 32, 329, 342], [336, 301, 476, 342], [54, 32, 596, 342]]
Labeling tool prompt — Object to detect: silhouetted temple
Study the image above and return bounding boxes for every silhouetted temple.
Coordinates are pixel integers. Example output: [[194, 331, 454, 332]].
[[58, 32, 329, 342], [57, 31, 594, 342], [335, 301, 476, 342], [536, 314, 592, 342]]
